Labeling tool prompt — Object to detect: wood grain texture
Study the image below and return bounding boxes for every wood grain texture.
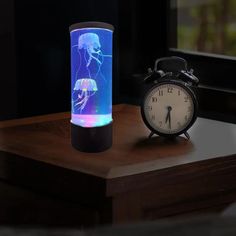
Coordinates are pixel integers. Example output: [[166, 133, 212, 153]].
[[0, 104, 236, 179], [0, 104, 236, 224]]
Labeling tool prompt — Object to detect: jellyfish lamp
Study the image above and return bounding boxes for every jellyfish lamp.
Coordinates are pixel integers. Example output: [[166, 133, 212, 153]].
[[70, 22, 114, 152]]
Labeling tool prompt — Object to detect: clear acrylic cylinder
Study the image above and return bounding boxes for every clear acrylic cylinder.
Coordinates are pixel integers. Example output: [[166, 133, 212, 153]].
[[70, 22, 114, 152]]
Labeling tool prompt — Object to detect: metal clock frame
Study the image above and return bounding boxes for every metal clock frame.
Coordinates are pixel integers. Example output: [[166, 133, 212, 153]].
[[141, 78, 198, 139]]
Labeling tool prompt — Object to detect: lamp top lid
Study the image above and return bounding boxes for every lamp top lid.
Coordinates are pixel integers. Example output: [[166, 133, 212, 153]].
[[69, 21, 114, 32]]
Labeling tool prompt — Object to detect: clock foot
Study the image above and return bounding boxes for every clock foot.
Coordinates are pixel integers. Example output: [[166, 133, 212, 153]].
[[184, 132, 190, 140], [148, 132, 155, 139]]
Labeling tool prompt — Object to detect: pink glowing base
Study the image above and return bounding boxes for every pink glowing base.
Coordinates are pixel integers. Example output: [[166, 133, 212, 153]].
[[71, 114, 112, 127]]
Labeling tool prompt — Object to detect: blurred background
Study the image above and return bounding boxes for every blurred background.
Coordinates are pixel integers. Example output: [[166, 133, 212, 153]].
[[177, 0, 236, 56], [0, 0, 167, 120], [0, 0, 235, 122]]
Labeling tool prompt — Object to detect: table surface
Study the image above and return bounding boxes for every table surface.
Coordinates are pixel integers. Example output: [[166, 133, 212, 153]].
[[0, 104, 236, 180]]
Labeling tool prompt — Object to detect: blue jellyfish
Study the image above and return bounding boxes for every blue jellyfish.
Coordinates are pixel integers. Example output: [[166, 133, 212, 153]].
[[73, 78, 98, 112], [78, 33, 102, 67]]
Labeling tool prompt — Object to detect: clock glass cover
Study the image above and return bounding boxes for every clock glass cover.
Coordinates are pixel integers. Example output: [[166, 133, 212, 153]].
[[143, 82, 196, 135]]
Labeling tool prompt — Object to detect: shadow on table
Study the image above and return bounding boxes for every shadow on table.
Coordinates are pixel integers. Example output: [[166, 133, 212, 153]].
[[133, 135, 194, 157]]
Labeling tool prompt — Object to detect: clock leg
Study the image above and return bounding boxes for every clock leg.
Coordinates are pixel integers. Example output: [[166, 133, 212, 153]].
[[184, 132, 190, 140], [148, 132, 155, 139]]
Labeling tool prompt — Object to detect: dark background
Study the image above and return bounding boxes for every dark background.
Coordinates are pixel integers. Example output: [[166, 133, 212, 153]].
[[1, 0, 235, 123], [0, 0, 167, 120]]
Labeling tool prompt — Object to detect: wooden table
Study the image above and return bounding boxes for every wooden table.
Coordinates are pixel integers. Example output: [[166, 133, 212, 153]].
[[0, 104, 236, 226]]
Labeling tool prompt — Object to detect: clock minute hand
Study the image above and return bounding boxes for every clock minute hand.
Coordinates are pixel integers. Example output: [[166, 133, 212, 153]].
[[166, 106, 172, 129], [165, 110, 170, 124], [168, 109, 171, 129]]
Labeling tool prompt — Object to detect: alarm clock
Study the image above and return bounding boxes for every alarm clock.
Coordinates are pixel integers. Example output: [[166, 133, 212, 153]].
[[141, 57, 199, 139]]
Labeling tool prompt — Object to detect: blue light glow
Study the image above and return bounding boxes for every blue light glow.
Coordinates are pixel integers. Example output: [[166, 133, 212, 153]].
[[70, 27, 113, 127]]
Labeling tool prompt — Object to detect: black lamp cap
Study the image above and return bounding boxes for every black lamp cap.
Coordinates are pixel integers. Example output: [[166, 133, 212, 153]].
[[69, 21, 114, 32]]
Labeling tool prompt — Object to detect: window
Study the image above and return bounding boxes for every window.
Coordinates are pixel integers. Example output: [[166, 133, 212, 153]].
[[169, 0, 236, 89], [177, 0, 236, 57], [168, 0, 236, 123]]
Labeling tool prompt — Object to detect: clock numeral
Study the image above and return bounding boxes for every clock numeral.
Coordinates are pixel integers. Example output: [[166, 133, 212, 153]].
[[177, 122, 181, 127], [158, 90, 163, 96], [184, 96, 189, 102], [167, 87, 173, 93], [184, 115, 188, 121], [152, 97, 158, 103], [178, 90, 181, 96], [187, 106, 192, 112], [159, 121, 163, 127], [151, 115, 155, 120], [147, 106, 152, 111]]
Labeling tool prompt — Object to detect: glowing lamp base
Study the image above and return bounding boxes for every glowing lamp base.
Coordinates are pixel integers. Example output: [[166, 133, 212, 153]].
[[71, 122, 112, 152]]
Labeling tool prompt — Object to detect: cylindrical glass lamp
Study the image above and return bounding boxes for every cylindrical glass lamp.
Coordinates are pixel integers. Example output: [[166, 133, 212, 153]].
[[69, 22, 114, 152]]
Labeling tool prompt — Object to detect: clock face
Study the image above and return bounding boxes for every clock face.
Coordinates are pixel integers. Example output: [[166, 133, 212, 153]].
[[142, 82, 197, 136]]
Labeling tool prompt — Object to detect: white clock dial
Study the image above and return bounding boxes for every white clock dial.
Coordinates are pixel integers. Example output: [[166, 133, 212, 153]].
[[143, 83, 195, 135]]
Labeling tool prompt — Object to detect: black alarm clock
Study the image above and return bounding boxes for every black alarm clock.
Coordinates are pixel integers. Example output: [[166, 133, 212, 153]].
[[141, 57, 199, 139]]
